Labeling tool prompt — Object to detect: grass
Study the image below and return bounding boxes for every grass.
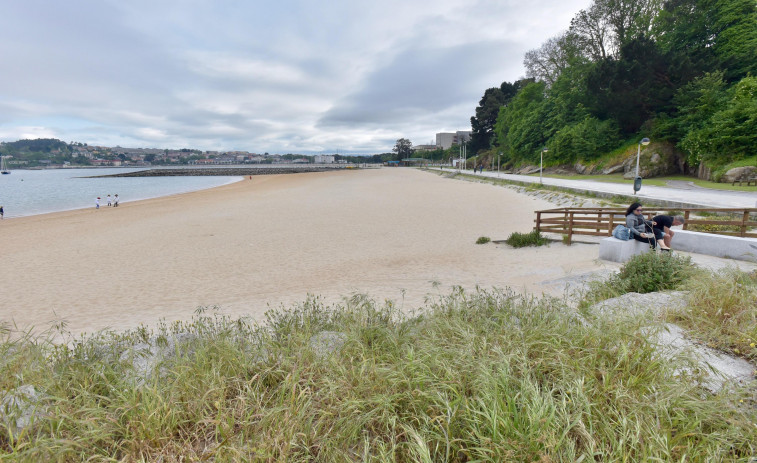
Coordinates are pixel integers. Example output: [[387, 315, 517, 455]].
[[1, 285, 756, 461], [580, 252, 757, 363], [504, 230, 550, 248], [673, 268, 757, 361], [475, 236, 491, 244], [581, 252, 700, 307], [531, 173, 757, 192]]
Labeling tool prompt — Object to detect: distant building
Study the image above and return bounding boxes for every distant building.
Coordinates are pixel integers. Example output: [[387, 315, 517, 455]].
[[314, 154, 335, 164], [413, 144, 437, 152], [435, 131, 472, 150]]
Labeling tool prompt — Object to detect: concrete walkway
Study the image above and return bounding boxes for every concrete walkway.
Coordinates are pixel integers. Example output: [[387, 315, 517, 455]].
[[445, 168, 757, 209]]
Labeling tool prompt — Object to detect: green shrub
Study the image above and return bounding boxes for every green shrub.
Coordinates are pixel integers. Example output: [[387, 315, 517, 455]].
[[582, 252, 698, 307], [475, 236, 491, 244], [3, 288, 757, 461], [616, 251, 696, 293], [673, 268, 757, 360], [505, 230, 549, 248]]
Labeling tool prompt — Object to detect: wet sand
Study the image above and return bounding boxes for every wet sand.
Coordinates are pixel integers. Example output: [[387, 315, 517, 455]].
[[1, 168, 618, 336]]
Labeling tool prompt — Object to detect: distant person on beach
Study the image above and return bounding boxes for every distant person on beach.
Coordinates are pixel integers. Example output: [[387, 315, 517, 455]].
[[625, 202, 669, 250], [107, 194, 112, 206], [652, 214, 685, 249], [96, 197, 100, 209], [0, 205, 4, 219], [113, 194, 119, 207]]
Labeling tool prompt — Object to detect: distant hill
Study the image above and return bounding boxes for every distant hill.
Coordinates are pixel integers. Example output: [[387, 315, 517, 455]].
[[1, 138, 71, 153]]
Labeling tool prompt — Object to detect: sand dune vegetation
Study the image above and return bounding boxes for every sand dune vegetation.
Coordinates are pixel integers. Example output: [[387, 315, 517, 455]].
[[2, 255, 756, 461]]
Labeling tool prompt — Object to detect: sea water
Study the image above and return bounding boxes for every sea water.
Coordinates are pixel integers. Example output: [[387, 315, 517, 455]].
[[0, 168, 241, 218]]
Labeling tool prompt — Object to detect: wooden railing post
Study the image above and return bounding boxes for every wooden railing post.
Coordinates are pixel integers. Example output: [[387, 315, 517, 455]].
[[567, 211, 574, 245], [535, 211, 542, 232], [608, 213, 615, 235], [595, 211, 601, 234], [683, 210, 690, 231], [741, 210, 749, 237]]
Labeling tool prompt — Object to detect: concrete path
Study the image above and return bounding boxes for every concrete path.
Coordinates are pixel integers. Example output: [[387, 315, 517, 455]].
[[447, 168, 757, 209]]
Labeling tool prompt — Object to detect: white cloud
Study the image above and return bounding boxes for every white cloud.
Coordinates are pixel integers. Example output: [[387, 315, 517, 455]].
[[0, 0, 591, 153]]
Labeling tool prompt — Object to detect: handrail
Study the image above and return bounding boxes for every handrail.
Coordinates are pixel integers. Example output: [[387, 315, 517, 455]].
[[534, 207, 757, 244]]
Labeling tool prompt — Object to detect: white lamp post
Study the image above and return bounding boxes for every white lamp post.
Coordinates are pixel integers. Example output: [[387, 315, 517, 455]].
[[539, 147, 548, 184], [634, 137, 650, 194]]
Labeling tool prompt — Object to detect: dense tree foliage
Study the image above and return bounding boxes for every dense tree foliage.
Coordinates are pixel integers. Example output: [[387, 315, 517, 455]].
[[469, 80, 532, 153], [474, 0, 757, 172], [392, 138, 414, 160]]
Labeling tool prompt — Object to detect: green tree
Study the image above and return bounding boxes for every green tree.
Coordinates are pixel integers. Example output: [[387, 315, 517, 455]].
[[548, 116, 621, 163], [586, 35, 693, 134], [469, 80, 532, 153], [524, 32, 584, 86], [680, 76, 757, 167], [392, 138, 414, 160], [494, 82, 553, 164], [655, 0, 757, 82]]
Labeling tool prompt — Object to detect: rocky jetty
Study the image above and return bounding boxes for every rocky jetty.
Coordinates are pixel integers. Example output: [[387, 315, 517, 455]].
[[93, 166, 351, 177]]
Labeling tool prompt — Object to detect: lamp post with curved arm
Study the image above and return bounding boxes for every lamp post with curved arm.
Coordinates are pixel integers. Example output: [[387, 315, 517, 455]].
[[634, 137, 650, 194], [539, 147, 548, 185]]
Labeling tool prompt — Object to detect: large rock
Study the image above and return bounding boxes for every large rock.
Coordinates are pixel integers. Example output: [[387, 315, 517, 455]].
[[602, 164, 624, 174], [589, 291, 756, 393], [0, 385, 48, 433], [119, 332, 198, 384], [622, 144, 684, 179], [517, 165, 541, 175], [721, 166, 756, 183], [574, 162, 593, 174], [309, 331, 347, 359]]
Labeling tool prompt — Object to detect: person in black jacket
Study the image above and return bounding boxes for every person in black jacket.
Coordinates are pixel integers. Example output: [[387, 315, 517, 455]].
[[653, 214, 685, 249], [625, 203, 670, 250]]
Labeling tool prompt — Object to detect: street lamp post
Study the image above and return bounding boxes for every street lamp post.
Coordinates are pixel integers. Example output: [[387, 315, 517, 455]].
[[634, 137, 650, 194], [540, 147, 548, 184]]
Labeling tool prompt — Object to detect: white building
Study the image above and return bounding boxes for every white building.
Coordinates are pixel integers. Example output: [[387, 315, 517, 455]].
[[435, 131, 472, 150], [314, 154, 335, 164]]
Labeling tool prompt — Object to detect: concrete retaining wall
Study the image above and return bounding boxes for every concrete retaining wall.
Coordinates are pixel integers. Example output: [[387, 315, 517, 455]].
[[599, 237, 653, 263], [671, 230, 757, 263]]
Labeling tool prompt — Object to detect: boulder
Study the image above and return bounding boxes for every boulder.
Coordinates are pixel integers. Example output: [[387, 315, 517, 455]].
[[119, 332, 198, 384], [1, 385, 48, 433], [622, 144, 684, 179], [309, 331, 347, 359], [517, 165, 541, 175], [602, 164, 624, 175], [574, 162, 589, 174], [721, 166, 756, 183]]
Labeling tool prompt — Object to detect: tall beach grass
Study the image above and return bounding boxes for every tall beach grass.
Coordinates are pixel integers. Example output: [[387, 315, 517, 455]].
[[1, 281, 756, 461]]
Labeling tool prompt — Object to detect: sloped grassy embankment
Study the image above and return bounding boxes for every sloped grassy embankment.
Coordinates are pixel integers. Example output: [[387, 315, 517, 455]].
[[1, 254, 756, 461]]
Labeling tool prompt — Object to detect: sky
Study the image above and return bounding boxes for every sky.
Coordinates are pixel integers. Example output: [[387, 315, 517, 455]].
[[0, 0, 591, 155]]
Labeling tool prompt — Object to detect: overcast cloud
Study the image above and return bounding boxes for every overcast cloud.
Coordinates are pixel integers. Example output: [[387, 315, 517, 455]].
[[0, 0, 590, 154]]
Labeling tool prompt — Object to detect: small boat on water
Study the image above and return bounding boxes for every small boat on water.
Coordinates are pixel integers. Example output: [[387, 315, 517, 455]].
[[1, 156, 9, 174]]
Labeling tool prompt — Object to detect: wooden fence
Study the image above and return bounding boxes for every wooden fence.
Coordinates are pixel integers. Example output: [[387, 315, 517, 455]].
[[534, 207, 757, 244]]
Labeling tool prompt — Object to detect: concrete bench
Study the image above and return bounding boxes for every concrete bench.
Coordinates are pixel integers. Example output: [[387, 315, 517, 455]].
[[669, 230, 757, 263], [599, 230, 757, 263], [599, 237, 653, 263]]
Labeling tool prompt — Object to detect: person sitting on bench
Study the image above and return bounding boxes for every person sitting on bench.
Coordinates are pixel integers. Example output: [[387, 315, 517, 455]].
[[652, 214, 685, 249], [625, 202, 670, 250]]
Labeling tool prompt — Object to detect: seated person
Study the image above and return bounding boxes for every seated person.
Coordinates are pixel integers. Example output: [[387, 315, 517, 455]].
[[625, 202, 670, 250], [652, 214, 685, 249]]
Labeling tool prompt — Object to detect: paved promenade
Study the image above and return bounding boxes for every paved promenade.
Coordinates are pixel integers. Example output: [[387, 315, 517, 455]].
[[450, 168, 757, 209]]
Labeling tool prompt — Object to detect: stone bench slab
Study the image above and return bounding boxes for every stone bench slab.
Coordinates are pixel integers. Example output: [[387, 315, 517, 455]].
[[599, 237, 653, 263], [671, 230, 757, 263], [599, 230, 757, 263]]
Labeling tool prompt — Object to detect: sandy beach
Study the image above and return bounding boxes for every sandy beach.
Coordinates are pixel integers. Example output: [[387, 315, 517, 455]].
[[2, 167, 619, 336]]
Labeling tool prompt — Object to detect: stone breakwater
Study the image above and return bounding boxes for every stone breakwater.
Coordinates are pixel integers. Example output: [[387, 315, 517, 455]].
[[93, 166, 351, 177]]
